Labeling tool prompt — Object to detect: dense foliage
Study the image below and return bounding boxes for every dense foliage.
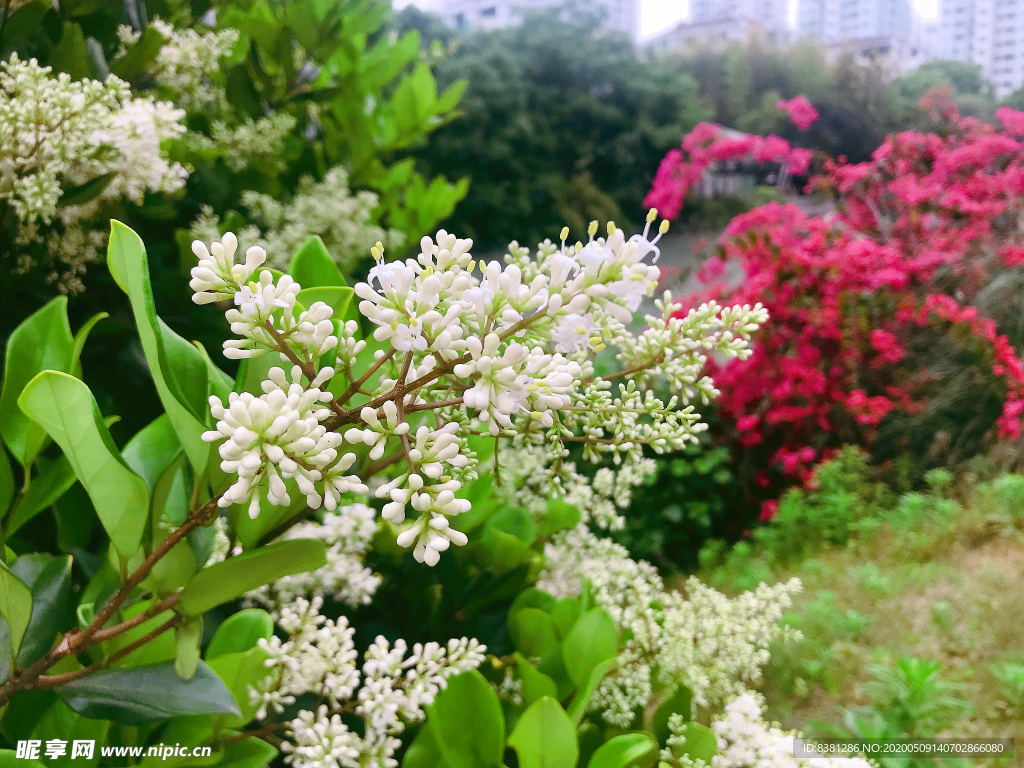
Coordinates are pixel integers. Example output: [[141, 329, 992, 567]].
[[644, 96, 1024, 523], [405, 7, 709, 252]]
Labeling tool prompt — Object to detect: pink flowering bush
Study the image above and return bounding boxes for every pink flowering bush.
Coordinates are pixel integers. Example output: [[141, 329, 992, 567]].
[[776, 96, 820, 131], [649, 94, 1024, 513]]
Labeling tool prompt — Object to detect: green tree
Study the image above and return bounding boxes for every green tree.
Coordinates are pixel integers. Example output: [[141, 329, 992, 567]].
[[405, 7, 709, 252]]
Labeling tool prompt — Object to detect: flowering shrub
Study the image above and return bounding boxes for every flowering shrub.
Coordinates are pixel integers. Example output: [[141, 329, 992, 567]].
[[648, 96, 1024, 511], [0, 216, 781, 763]]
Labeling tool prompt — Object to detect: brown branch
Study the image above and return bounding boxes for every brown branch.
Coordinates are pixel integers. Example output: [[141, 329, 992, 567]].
[[32, 614, 184, 690], [0, 499, 218, 705], [334, 347, 397, 406], [262, 322, 345, 416], [405, 397, 464, 413], [87, 593, 181, 645], [360, 450, 405, 478]]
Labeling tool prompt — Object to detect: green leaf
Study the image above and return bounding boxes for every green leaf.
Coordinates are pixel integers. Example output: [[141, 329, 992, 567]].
[[206, 609, 273, 658], [514, 653, 558, 707], [85, 36, 109, 80], [6, 455, 78, 536], [11, 554, 72, 667], [205, 645, 273, 728], [219, 738, 278, 768], [29, 698, 110, 767], [508, 697, 578, 768], [107, 221, 213, 478], [58, 172, 116, 208], [0, 749, 46, 768], [101, 598, 176, 669], [587, 734, 657, 768], [17, 372, 148, 560], [55, 660, 240, 725], [563, 608, 618, 687], [537, 498, 582, 538], [48, 21, 90, 80], [289, 236, 346, 287], [70, 312, 107, 378], [509, 587, 556, 617], [179, 539, 327, 615], [174, 617, 203, 680], [652, 685, 694, 745], [486, 506, 537, 544], [296, 286, 355, 320], [509, 608, 560, 659], [0, 445, 12, 518], [566, 659, 615, 726], [403, 722, 450, 768], [122, 415, 183, 494], [0, 297, 75, 468], [427, 670, 505, 768], [0, 562, 31, 661], [551, 596, 583, 639], [110, 24, 167, 81], [673, 723, 718, 764]]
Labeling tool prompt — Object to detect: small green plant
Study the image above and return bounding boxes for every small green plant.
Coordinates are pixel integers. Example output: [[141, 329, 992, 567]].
[[859, 657, 974, 737], [989, 660, 1024, 714]]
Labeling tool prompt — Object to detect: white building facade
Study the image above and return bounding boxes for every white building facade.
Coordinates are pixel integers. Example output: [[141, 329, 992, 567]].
[[438, 0, 640, 39], [797, 0, 912, 44], [645, 0, 789, 52], [938, 0, 1024, 96]]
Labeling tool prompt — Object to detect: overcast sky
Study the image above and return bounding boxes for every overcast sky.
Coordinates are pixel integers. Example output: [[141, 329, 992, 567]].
[[404, 0, 940, 40]]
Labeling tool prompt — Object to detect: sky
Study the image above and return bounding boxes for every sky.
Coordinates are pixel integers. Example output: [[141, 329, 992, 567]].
[[638, 0, 938, 37], [403, 0, 941, 41]]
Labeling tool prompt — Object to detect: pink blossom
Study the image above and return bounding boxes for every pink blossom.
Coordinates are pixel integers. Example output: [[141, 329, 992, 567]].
[[776, 96, 820, 131]]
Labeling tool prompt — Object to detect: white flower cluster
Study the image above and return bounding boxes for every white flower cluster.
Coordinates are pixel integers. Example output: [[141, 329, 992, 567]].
[[189, 166, 401, 273], [117, 20, 239, 110], [192, 215, 765, 565], [539, 526, 801, 726], [251, 598, 485, 768], [660, 695, 873, 768], [1, 55, 186, 291], [245, 504, 381, 608], [495, 444, 656, 529]]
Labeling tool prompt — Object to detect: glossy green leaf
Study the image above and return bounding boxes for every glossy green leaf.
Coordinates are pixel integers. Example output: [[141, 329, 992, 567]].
[[101, 598, 176, 669], [110, 24, 167, 81], [205, 645, 273, 728], [551, 596, 583, 639], [18, 372, 148, 560], [29, 697, 109, 768], [122, 415, 182, 494], [652, 685, 694, 745], [487, 506, 537, 544], [0, 749, 46, 768], [179, 538, 327, 615], [509, 587, 556, 617], [174, 618, 203, 680], [537, 498, 582, 538], [0, 562, 31, 661], [514, 653, 559, 707], [48, 21, 90, 79], [296, 286, 355, 320], [219, 738, 277, 768], [11, 554, 72, 667], [6, 455, 78, 537], [69, 312, 107, 379], [673, 723, 718, 764], [587, 733, 657, 768], [0, 297, 75, 468], [206, 609, 274, 658], [289, 236, 346, 287], [563, 608, 618, 687], [427, 670, 505, 768], [508, 697, 578, 768], [510, 608, 560, 659], [0, 445, 12, 518], [567, 659, 615, 726], [56, 660, 240, 725], [107, 221, 213, 478], [59, 172, 116, 208], [402, 722, 450, 768]]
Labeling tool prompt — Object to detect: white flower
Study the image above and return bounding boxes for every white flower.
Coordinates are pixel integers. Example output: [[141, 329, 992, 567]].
[[552, 313, 596, 353]]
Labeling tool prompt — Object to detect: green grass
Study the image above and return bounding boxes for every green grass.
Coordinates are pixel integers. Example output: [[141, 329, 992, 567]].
[[694, 455, 1024, 760]]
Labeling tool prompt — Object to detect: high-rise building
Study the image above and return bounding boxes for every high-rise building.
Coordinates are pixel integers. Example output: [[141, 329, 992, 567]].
[[938, 0, 1024, 96], [438, 0, 640, 40], [797, 0, 912, 43], [645, 0, 789, 53]]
